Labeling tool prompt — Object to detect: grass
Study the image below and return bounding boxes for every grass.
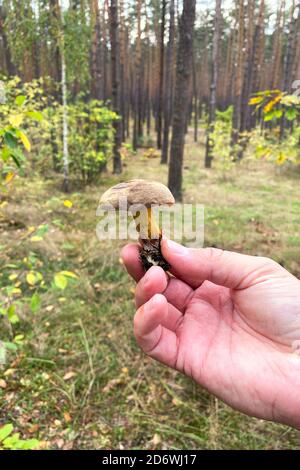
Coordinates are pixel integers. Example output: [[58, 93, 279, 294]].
[[0, 133, 300, 449]]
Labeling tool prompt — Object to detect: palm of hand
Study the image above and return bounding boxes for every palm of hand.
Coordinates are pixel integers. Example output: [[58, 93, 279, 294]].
[[169, 275, 300, 424]]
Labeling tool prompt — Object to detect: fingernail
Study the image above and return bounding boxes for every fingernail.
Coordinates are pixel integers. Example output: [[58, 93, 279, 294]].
[[163, 239, 189, 256]]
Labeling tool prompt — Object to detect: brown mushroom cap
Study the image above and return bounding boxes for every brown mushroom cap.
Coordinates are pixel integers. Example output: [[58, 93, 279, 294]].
[[99, 179, 175, 210]]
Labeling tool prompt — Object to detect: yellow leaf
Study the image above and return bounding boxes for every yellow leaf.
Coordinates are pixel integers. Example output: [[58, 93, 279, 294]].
[[60, 271, 78, 279], [4, 368, 16, 377], [263, 95, 281, 114], [4, 172, 15, 185], [9, 113, 23, 127], [30, 236, 43, 242], [63, 200, 73, 208], [9, 274, 18, 281], [276, 153, 287, 166], [248, 96, 264, 106], [26, 272, 36, 286], [11, 288, 22, 295], [19, 131, 31, 152]]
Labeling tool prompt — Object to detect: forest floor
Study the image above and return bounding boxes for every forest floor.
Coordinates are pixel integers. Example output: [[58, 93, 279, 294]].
[[1, 132, 300, 449]]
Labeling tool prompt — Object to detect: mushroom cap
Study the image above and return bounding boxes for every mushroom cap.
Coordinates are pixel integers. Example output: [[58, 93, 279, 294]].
[[99, 179, 175, 210]]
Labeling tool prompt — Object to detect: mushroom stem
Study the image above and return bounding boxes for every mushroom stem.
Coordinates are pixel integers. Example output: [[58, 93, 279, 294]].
[[133, 208, 170, 272], [133, 207, 161, 240]]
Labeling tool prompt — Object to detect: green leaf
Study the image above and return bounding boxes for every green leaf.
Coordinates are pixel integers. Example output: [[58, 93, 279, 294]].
[[3, 341, 18, 351], [274, 109, 283, 119], [4, 131, 18, 149], [13, 335, 24, 345], [263, 111, 276, 122], [7, 305, 19, 324], [54, 273, 68, 290], [10, 150, 21, 168], [36, 224, 49, 237], [30, 293, 41, 313], [15, 95, 26, 107], [27, 111, 43, 121], [285, 108, 298, 121], [0, 424, 13, 442]]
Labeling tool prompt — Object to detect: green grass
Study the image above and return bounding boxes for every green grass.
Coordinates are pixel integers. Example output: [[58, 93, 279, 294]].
[[0, 134, 300, 449]]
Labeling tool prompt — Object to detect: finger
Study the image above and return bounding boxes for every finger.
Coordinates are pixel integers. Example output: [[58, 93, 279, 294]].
[[161, 239, 281, 290], [135, 266, 168, 308], [121, 243, 144, 282], [134, 294, 180, 368], [135, 265, 194, 312]]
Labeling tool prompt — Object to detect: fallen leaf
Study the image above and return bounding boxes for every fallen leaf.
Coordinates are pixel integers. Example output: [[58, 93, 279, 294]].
[[63, 412, 72, 423], [4, 368, 16, 377], [63, 441, 74, 450], [28, 424, 39, 434], [63, 371, 77, 381], [102, 378, 123, 393], [0, 379, 7, 389], [56, 438, 64, 449], [152, 433, 161, 446]]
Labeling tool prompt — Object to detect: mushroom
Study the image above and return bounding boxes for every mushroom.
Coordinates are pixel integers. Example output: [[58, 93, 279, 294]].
[[99, 179, 175, 271]]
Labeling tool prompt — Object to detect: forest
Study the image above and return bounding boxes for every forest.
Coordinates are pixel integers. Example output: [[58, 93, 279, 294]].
[[0, 0, 300, 451]]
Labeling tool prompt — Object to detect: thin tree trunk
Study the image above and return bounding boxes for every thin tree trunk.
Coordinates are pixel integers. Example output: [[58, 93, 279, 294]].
[[157, 0, 166, 150], [231, 0, 245, 150], [90, 0, 102, 100], [59, 2, 69, 192], [161, 0, 175, 164], [109, 0, 122, 174], [205, 0, 222, 168]]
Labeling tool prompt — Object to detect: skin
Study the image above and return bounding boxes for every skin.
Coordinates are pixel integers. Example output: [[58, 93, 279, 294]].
[[121, 239, 300, 429]]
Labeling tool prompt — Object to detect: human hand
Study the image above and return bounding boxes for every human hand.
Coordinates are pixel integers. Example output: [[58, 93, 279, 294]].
[[122, 240, 300, 428]]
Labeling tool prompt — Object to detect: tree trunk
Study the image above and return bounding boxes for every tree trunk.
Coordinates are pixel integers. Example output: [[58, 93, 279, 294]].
[[109, 0, 122, 174], [90, 0, 103, 100], [157, 0, 166, 150], [205, 0, 222, 168], [168, 0, 196, 201], [0, 4, 16, 76], [59, 1, 69, 192], [161, 0, 175, 164], [231, 0, 245, 150]]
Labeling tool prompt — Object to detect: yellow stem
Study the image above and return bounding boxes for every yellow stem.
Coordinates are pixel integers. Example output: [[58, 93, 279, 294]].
[[133, 208, 161, 240]]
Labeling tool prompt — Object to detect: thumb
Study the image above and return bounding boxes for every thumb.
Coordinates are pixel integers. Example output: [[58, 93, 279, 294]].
[[161, 239, 279, 289]]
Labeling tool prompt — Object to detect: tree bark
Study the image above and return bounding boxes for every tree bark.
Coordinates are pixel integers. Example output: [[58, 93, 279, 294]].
[[109, 0, 122, 174], [161, 0, 175, 164], [168, 0, 196, 201], [205, 0, 222, 168], [157, 0, 166, 150]]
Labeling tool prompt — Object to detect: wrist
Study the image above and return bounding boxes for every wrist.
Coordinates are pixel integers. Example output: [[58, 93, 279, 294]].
[[274, 354, 300, 429]]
